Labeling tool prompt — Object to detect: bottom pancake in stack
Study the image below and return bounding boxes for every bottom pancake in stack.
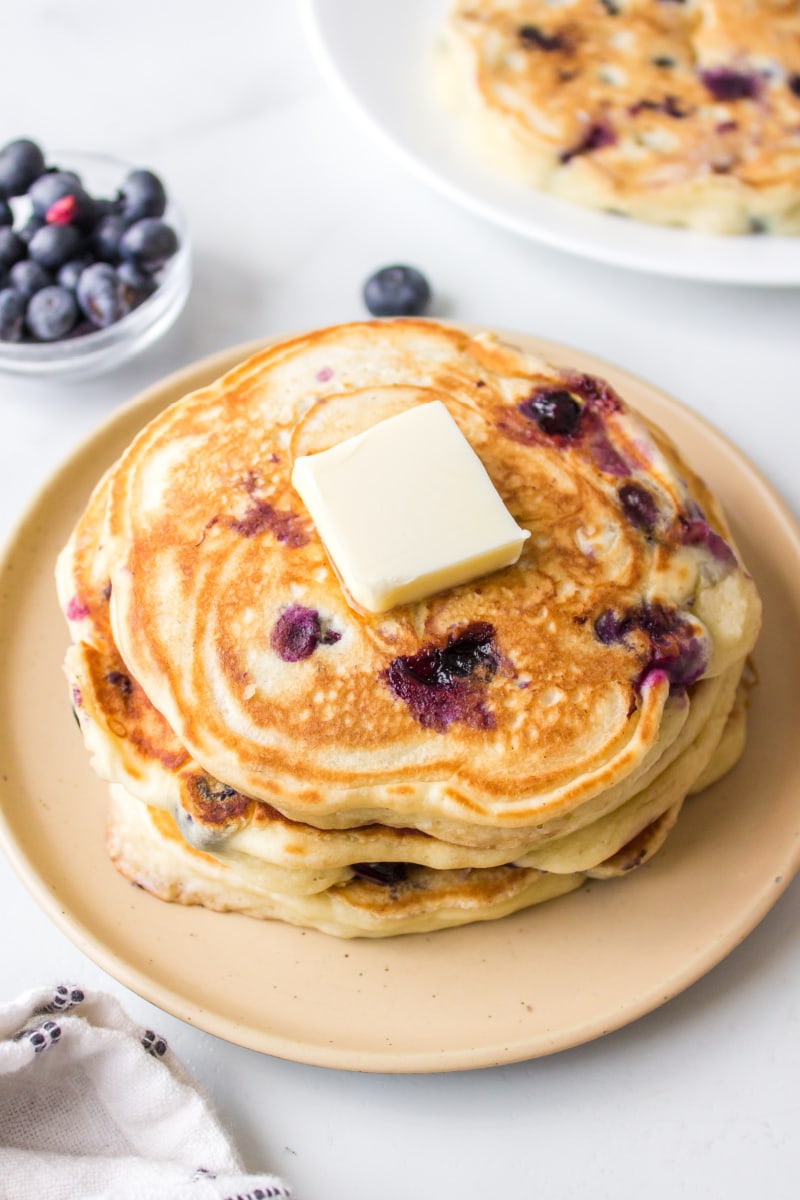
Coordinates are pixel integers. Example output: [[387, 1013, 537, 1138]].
[[57, 320, 761, 938]]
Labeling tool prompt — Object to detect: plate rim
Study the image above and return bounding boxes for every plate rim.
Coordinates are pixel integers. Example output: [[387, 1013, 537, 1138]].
[[2, 325, 800, 1073], [300, 0, 800, 287]]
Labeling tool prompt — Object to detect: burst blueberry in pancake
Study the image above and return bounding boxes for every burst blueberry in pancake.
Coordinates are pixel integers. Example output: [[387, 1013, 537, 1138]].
[[57, 319, 761, 936], [437, 0, 800, 233]]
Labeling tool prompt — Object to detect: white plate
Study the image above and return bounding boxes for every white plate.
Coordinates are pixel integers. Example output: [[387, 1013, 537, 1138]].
[[301, 0, 800, 286]]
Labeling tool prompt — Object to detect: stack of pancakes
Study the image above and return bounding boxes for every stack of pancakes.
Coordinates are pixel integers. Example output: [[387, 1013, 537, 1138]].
[[57, 320, 761, 937], [436, 0, 800, 233]]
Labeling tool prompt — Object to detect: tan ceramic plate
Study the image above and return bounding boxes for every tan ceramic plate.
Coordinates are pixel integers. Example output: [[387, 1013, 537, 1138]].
[[1, 332, 799, 1073]]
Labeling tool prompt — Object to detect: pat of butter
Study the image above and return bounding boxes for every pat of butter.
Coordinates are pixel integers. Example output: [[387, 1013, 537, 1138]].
[[291, 401, 530, 614]]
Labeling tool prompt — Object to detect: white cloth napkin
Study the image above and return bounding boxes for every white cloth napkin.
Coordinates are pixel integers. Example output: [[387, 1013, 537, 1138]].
[[0, 984, 293, 1200]]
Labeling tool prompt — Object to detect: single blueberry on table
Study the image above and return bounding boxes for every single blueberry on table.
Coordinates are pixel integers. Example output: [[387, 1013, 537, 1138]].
[[28, 223, 83, 270], [0, 138, 45, 197], [120, 168, 167, 221], [76, 262, 124, 328], [119, 217, 178, 272], [26, 285, 78, 341], [363, 264, 432, 317], [9, 259, 51, 302], [0, 288, 25, 340], [0, 227, 26, 271]]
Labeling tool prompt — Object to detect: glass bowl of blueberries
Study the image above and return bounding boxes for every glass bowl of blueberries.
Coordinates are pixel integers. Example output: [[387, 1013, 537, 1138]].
[[0, 139, 191, 379]]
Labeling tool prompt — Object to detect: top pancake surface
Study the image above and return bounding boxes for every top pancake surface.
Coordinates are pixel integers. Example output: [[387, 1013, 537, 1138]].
[[101, 320, 759, 827]]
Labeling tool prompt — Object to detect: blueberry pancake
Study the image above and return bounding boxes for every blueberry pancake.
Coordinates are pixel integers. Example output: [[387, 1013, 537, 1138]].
[[437, 0, 800, 233], [109, 787, 706, 938], [62, 612, 746, 889], [57, 319, 760, 936]]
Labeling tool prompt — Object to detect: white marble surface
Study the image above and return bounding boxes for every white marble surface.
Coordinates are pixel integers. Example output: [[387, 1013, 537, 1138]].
[[1, 3, 800, 1197]]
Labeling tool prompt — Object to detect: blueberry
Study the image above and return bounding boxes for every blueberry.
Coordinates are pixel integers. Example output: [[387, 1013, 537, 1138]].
[[44, 190, 96, 230], [0, 138, 45, 197], [618, 483, 659, 533], [28, 223, 83, 270], [119, 218, 178, 272], [0, 199, 11, 227], [29, 171, 94, 229], [91, 213, 130, 262], [76, 262, 124, 328], [270, 605, 327, 662], [384, 623, 499, 732], [28, 170, 81, 215], [700, 68, 761, 102], [0, 288, 25, 341], [677, 513, 737, 567], [594, 609, 622, 645], [26, 285, 78, 340], [92, 197, 121, 221], [57, 257, 94, 292], [0, 227, 25, 271], [519, 388, 581, 437], [119, 168, 167, 221], [351, 862, 409, 885], [363, 264, 431, 317], [104, 670, 132, 695], [9, 259, 51, 302], [560, 121, 616, 164], [18, 215, 44, 245], [518, 25, 565, 51], [593, 602, 708, 690], [117, 260, 156, 309]]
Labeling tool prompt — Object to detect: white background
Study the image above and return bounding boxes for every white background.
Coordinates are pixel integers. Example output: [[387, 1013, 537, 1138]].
[[1, 3, 799, 1197]]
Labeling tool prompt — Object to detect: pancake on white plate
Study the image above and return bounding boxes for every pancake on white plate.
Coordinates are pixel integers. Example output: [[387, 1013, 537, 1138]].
[[436, 0, 800, 233]]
